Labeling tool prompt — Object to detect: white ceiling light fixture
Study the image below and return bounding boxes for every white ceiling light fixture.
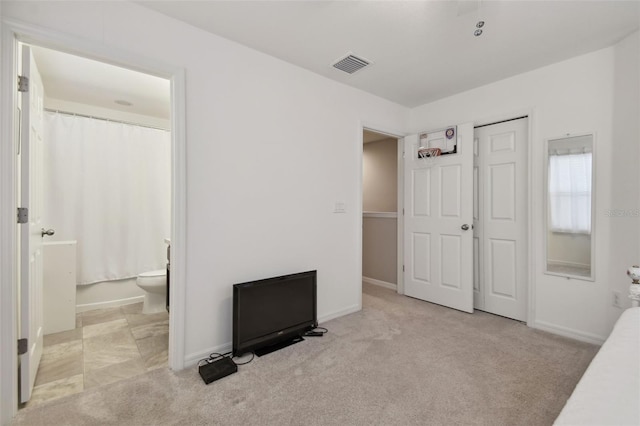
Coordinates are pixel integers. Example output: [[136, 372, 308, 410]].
[[331, 53, 371, 75]]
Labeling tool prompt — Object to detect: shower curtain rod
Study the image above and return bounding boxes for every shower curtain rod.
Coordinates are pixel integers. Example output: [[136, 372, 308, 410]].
[[44, 108, 170, 132]]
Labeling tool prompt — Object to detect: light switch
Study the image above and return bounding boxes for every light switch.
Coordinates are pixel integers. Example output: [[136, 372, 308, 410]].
[[334, 202, 346, 213]]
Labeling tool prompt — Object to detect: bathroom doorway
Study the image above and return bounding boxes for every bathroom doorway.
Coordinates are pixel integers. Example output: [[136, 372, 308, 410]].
[[19, 44, 173, 407]]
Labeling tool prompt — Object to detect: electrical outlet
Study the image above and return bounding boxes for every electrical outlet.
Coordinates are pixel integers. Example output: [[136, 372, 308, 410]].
[[613, 290, 622, 308]]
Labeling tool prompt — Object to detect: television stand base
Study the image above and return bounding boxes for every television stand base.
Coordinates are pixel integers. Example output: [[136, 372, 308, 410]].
[[254, 335, 305, 357]]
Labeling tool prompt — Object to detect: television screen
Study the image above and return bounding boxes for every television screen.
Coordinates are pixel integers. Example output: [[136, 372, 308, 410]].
[[233, 270, 317, 356]]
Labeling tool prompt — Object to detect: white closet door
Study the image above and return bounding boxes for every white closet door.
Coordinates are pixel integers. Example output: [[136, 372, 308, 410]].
[[474, 118, 528, 321]]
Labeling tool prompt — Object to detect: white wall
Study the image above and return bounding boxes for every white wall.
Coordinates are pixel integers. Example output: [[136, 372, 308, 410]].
[[363, 138, 398, 212], [362, 216, 397, 285], [410, 32, 639, 343], [608, 31, 640, 327], [0, 1, 408, 364]]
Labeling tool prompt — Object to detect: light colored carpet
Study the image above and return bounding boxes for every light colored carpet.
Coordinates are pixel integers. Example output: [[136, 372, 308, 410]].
[[13, 283, 598, 425]]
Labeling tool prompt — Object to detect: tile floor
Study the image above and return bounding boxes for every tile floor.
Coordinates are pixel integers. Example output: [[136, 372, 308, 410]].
[[25, 302, 168, 408]]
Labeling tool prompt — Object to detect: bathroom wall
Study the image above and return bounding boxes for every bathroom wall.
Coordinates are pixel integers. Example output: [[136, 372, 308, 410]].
[[43, 97, 169, 312]]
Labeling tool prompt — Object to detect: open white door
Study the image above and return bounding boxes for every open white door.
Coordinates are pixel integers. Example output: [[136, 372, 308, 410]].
[[403, 123, 474, 313], [19, 45, 45, 403]]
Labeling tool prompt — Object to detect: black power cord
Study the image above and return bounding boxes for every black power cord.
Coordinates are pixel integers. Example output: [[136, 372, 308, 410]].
[[304, 326, 328, 337], [198, 350, 255, 368], [232, 352, 255, 365], [197, 352, 231, 367]]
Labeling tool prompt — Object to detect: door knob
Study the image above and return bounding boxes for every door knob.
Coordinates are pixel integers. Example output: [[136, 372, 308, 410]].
[[41, 228, 55, 237], [461, 224, 470, 231]]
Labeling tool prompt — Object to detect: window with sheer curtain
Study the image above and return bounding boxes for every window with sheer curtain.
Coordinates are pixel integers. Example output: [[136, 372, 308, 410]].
[[548, 151, 592, 234]]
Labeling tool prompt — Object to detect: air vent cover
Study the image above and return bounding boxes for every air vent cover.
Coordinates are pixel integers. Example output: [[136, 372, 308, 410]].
[[332, 54, 370, 74]]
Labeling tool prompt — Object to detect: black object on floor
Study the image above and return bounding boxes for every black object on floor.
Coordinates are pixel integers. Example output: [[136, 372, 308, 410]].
[[199, 356, 237, 385], [254, 335, 304, 357]]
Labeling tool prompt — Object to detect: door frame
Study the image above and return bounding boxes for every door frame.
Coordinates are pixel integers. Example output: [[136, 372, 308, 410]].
[[472, 109, 536, 327], [0, 19, 187, 421], [359, 122, 406, 300]]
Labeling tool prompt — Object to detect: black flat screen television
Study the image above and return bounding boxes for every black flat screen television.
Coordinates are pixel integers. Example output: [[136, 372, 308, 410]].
[[233, 270, 317, 357]]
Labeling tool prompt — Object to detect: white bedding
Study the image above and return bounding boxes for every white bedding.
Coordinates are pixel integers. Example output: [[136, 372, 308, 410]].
[[555, 307, 640, 425]]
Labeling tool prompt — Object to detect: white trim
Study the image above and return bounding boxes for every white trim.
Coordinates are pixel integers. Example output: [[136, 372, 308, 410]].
[[397, 137, 404, 295], [363, 211, 397, 219], [185, 342, 232, 368], [543, 131, 597, 283], [168, 67, 187, 372], [362, 125, 405, 140], [0, 20, 20, 426], [318, 303, 361, 324], [362, 276, 397, 291], [532, 320, 605, 346], [0, 19, 188, 421], [76, 296, 144, 313], [356, 124, 364, 317], [526, 109, 537, 328], [359, 122, 406, 298]]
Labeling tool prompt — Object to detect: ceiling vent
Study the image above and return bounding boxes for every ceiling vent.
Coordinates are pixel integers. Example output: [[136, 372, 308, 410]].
[[331, 53, 371, 75]]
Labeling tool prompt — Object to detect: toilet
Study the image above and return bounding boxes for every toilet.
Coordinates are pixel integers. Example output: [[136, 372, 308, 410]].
[[136, 269, 167, 314]]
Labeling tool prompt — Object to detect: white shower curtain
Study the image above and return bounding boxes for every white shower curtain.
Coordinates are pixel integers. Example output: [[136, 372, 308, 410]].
[[44, 111, 171, 285]]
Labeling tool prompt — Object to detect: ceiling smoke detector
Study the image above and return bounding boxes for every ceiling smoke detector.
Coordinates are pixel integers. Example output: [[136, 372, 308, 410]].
[[331, 53, 371, 75]]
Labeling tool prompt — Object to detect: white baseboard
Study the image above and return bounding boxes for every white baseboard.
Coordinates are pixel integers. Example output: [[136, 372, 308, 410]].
[[362, 276, 397, 291], [76, 295, 145, 313], [532, 320, 605, 345], [318, 303, 361, 324], [185, 341, 232, 368]]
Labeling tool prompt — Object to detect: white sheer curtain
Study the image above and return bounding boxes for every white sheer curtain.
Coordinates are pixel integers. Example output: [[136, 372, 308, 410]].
[[548, 150, 592, 234], [44, 111, 170, 285]]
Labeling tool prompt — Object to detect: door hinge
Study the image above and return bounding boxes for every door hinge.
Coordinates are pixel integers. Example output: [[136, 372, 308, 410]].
[[17, 338, 28, 355], [402, 265, 405, 272], [17, 207, 28, 224], [18, 76, 29, 93]]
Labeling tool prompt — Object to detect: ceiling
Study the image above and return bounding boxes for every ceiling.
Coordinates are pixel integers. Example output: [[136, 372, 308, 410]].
[[137, 0, 639, 107], [30, 1, 639, 117], [32, 46, 170, 119]]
